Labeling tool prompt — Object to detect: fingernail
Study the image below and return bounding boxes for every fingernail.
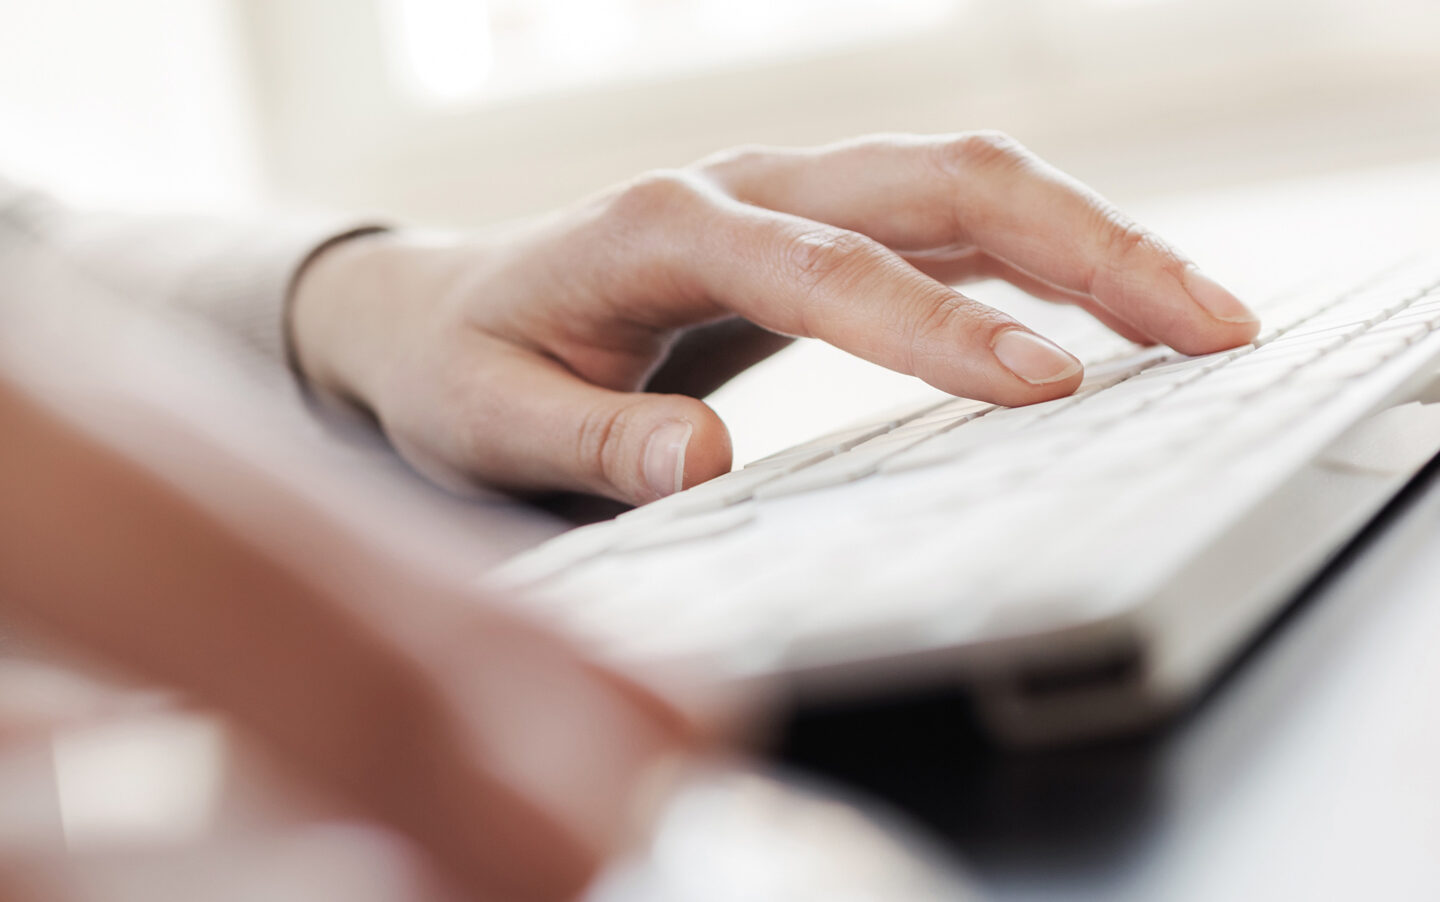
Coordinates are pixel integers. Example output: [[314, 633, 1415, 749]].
[[643, 421, 693, 499], [992, 330, 1082, 385], [1182, 265, 1260, 324]]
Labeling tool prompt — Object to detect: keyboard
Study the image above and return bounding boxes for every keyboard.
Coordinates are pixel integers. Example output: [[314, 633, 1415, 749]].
[[490, 254, 1440, 746]]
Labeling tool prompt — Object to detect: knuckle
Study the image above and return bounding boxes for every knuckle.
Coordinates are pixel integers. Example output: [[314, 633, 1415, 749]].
[[907, 292, 1014, 381], [930, 130, 1031, 178], [1102, 219, 1154, 263], [911, 292, 1009, 349], [780, 227, 881, 294], [605, 170, 706, 224], [592, 171, 712, 277], [695, 143, 778, 184], [1090, 217, 1177, 293], [574, 401, 642, 490]]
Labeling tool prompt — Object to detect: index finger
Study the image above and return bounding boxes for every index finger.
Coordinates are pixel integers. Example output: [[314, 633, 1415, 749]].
[[704, 133, 1260, 356], [625, 188, 1085, 405]]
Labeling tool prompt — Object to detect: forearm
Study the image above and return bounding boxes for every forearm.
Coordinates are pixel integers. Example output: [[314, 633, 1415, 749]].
[[0, 177, 379, 370]]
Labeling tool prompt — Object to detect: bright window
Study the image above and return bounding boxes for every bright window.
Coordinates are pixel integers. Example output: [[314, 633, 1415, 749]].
[[381, 0, 959, 104]]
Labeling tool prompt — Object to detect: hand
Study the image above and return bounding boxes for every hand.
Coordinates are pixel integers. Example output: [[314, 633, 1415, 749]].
[[0, 379, 711, 902], [291, 132, 1259, 505]]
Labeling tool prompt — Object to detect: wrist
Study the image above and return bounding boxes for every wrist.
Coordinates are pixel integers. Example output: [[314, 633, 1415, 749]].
[[288, 229, 404, 414]]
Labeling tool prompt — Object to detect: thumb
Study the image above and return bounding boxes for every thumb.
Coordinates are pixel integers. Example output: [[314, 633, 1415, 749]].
[[474, 355, 733, 506]]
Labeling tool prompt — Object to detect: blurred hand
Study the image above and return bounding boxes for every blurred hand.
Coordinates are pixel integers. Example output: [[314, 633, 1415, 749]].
[[0, 379, 712, 902], [292, 132, 1259, 505]]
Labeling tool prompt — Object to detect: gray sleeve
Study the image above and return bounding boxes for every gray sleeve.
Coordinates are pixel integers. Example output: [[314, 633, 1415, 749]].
[[0, 176, 382, 371]]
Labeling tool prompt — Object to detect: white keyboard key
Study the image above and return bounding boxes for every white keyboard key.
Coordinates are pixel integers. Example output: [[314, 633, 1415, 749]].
[[778, 492, 1085, 665], [1303, 344, 1396, 384], [981, 394, 1083, 425], [878, 413, 1032, 474], [487, 520, 624, 590], [1264, 379, 1345, 412], [916, 451, 1039, 494], [744, 422, 892, 468], [611, 503, 756, 553], [1359, 319, 1431, 345], [882, 412, 985, 447], [1097, 420, 1205, 464], [868, 463, 1016, 518], [1384, 300, 1440, 330], [1118, 396, 1239, 438], [968, 427, 1091, 469], [1128, 348, 1243, 385], [1225, 343, 1326, 371], [1254, 295, 1330, 343], [1312, 290, 1401, 324], [1409, 289, 1440, 309], [622, 464, 795, 521], [1086, 371, 1188, 404], [601, 560, 820, 665], [1047, 391, 1151, 429], [753, 435, 929, 499], [1168, 363, 1286, 404], [1075, 346, 1175, 392], [1279, 318, 1368, 342], [881, 416, 964, 444], [901, 397, 995, 430], [1343, 329, 1422, 361]]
